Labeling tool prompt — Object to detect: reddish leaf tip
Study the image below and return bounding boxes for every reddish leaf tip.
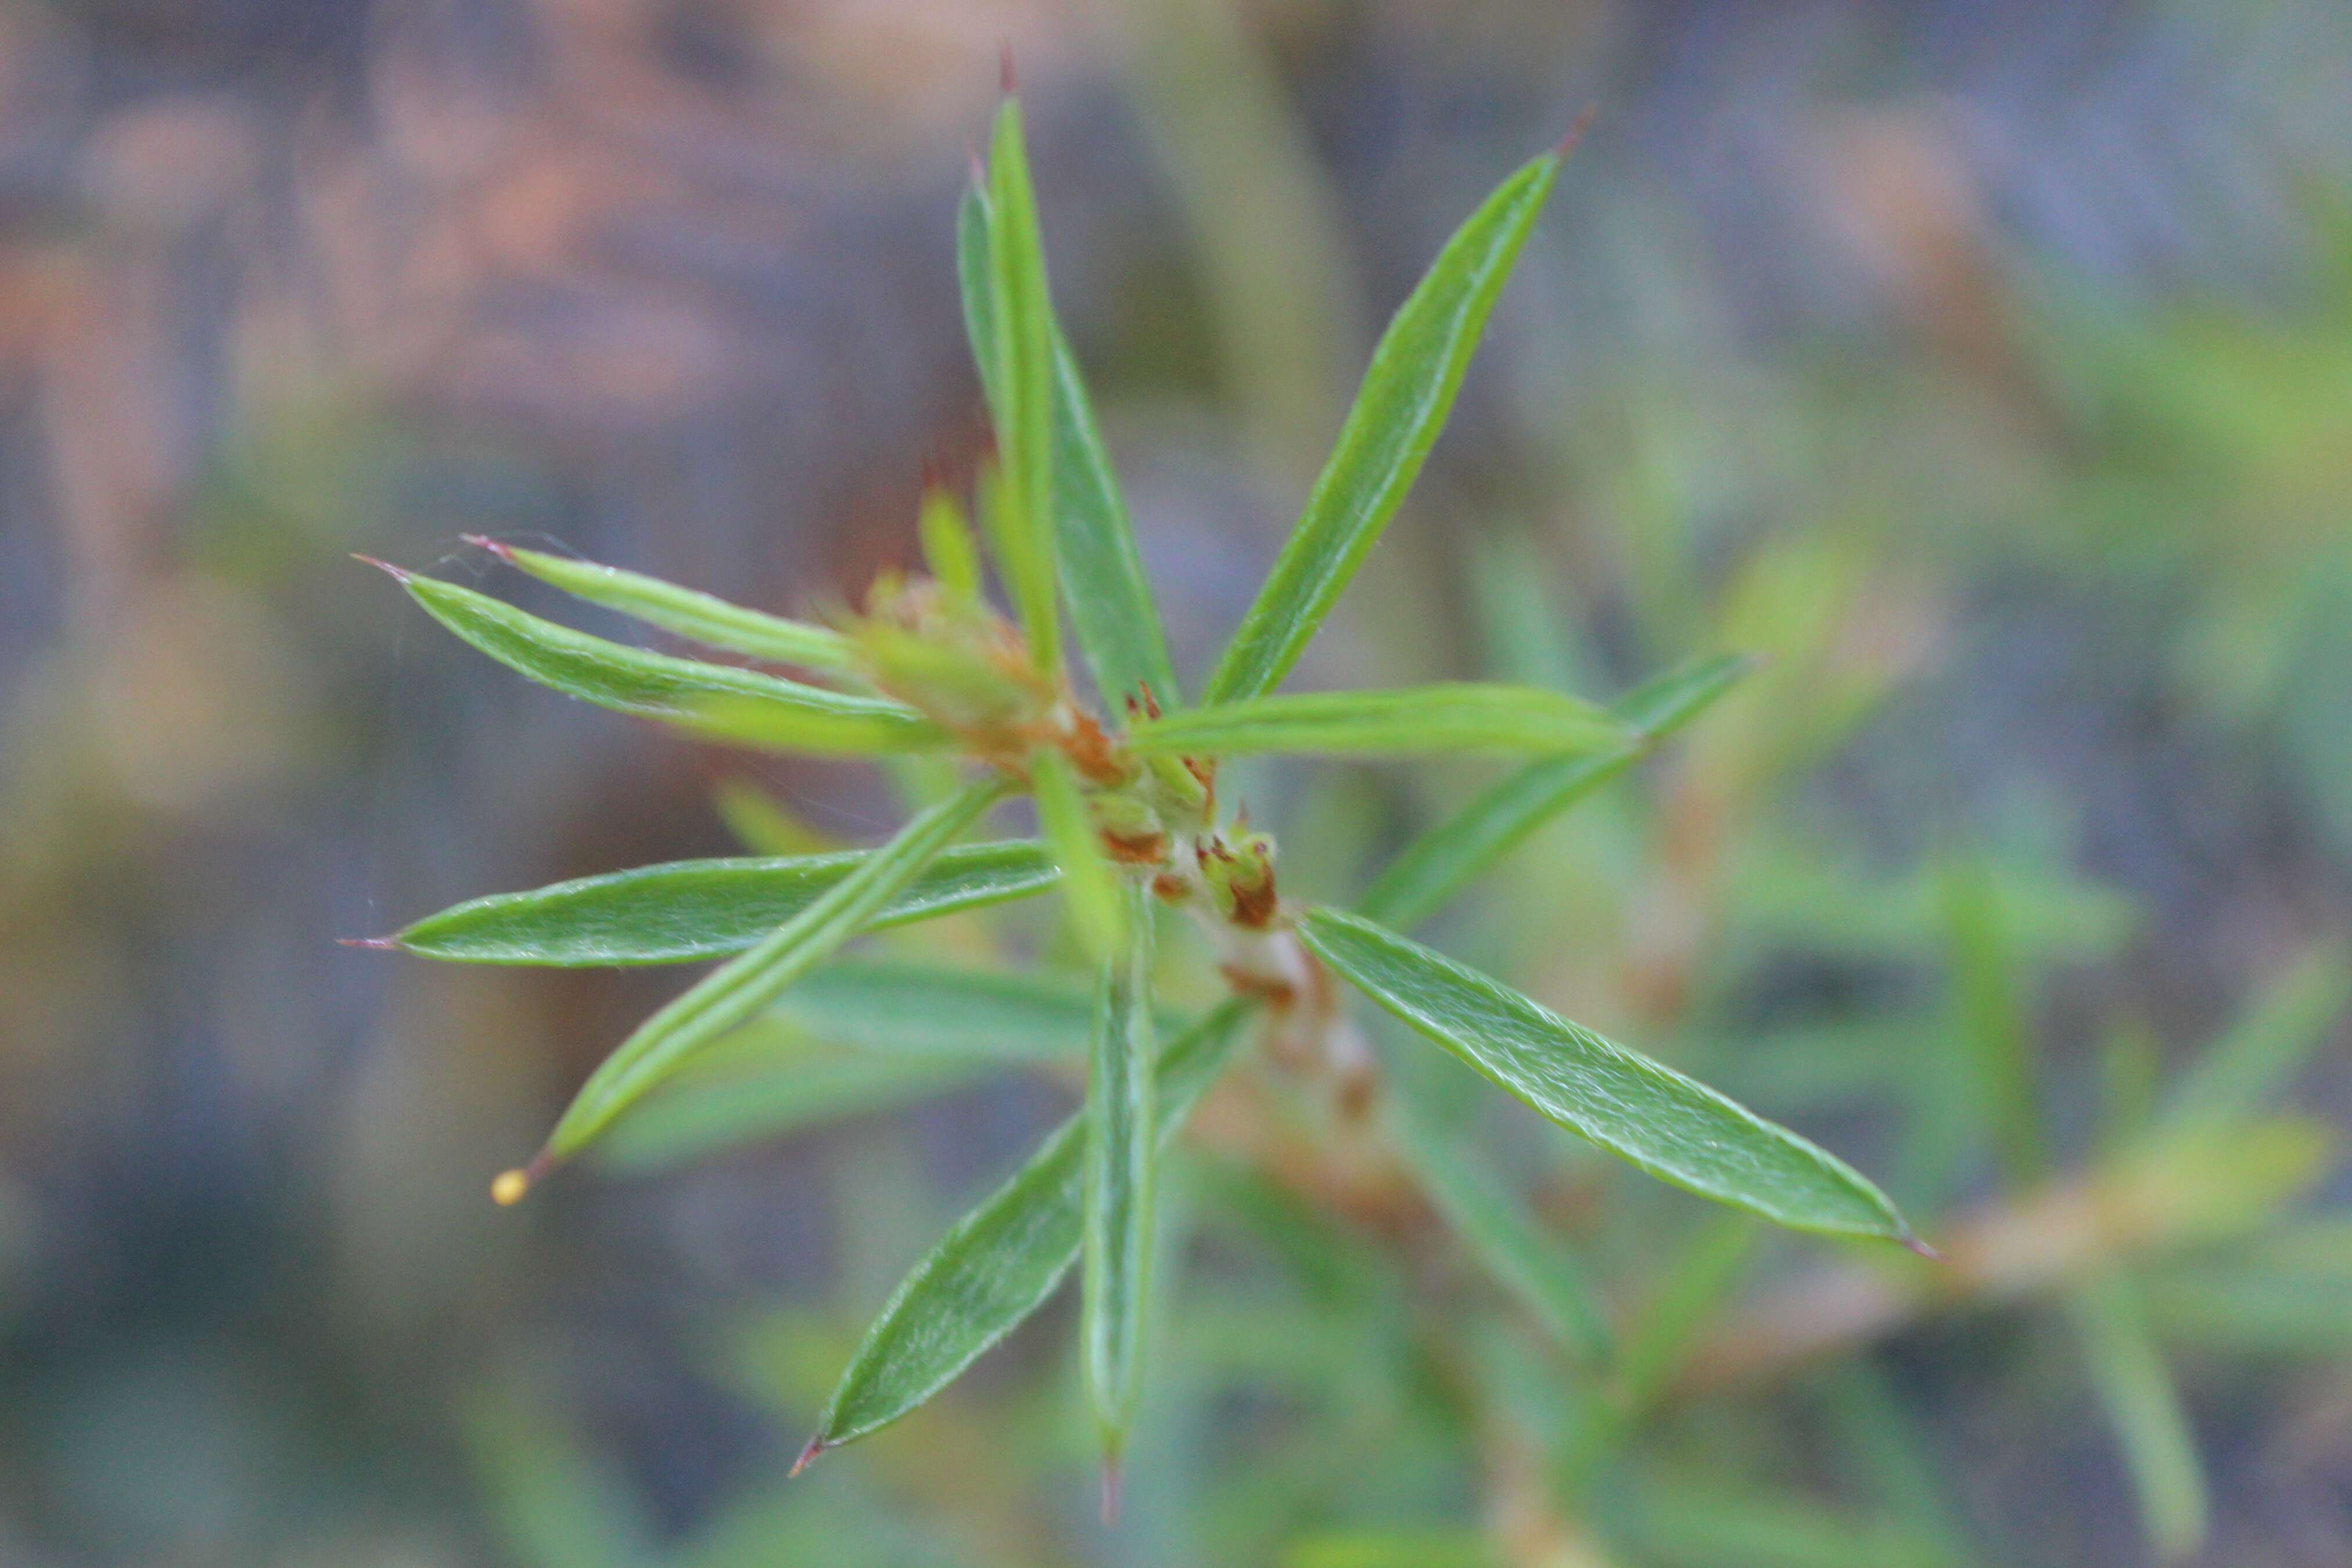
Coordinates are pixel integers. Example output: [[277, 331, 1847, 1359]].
[[1555, 100, 1599, 160], [1900, 1232, 1944, 1262], [336, 935, 399, 950], [462, 533, 516, 562], [788, 1437, 825, 1478], [999, 39, 1017, 96], [351, 553, 412, 583], [1098, 1458, 1123, 1526]]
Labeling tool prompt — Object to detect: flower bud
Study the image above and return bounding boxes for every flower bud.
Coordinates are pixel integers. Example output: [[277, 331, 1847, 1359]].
[[843, 576, 1050, 738], [1200, 828, 1277, 928], [1090, 793, 1168, 865]]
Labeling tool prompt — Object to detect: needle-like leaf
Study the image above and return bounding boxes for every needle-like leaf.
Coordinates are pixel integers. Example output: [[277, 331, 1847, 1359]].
[[381, 568, 942, 754], [1359, 653, 1751, 929], [372, 843, 1055, 966], [956, 181, 998, 397], [918, 485, 985, 605], [1201, 145, 1567, 705], [981, 99, 1061, 674], [2067, 1273, 2210, 1560], [802, 999, 1254, 1460], [960, 185, 1179, 708], [1936, 854, 2049, 1187], [1126, 682, 1626, 758], [1299, 908, 1915, 1243], [1082, 882, 1157, 1467], [2159, 944, 2351, 1130], [537, 778, 1006, 1163], [1031, 749, 1127, 963], [469, 540, 852, 671]]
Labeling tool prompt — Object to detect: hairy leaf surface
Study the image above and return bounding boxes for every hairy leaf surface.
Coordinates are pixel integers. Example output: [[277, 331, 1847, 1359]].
[[808, 1000, 1253, 1453], [1082, 883, 1157, 1455], [394, 573, 939, 754], [982, 100, 1061, 673], [542, 779, 1004, 1159], [960, 188, 1178, 709], [384, 844, 1055, 965], [1129, 682, 1624, 758], [478, 542, 851, 671], [1202, 150, 1563, 704], [1360, 653, 1751, 929], [1301, 908, 1913, 1242]]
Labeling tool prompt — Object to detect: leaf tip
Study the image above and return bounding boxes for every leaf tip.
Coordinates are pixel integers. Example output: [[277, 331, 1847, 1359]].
[[1899, 1231, 1944, 1263], [351, 553, 413, 585], [336, 934, 399, 951], [788, 1436, 826, 1478], [1098, 1456, 1123, 1526], [998, 38, 1017, 96], [490, 1149, 554, 1207], [1555, 100, 1599, 160], [461, 533, 516, 563]]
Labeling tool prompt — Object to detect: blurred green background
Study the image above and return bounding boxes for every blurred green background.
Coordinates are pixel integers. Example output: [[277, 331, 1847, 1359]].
[[2, 1, 2349, 1564]]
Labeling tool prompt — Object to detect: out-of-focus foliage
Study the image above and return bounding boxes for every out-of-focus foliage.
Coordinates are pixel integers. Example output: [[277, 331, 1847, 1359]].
[[1, 2, 2349, 1566]]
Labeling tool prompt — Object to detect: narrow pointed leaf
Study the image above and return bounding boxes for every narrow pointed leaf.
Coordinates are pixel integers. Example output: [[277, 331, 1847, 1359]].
[[2067, 1274, 2210, 1560], [918, 486, 984, 604], [543, 778, 1004, 1160], [1394, 1107, 1613, 1362], [956, 182, 1000, 400], [959, 185, 1178, 707], [1128, 682, 1624, 758], [2160, 945, 2350, 1129], [393, 573, 942, 754], [982, 100, 1060, 673], [1046, 329, 1178, 707], [1937, 855, 2048, 1186], [1201, 149, 1564, 704], [379, 843, 1055, 966], [1082, 882, 1157, 1455], [1032, 748, 1126, 963], [1360, 653, 1752, 929], [807, 999, 1253, 1452], [1610, 650, 1757, 734], [479, 542, 852, 671], [1299, 908, 1913, 1242]]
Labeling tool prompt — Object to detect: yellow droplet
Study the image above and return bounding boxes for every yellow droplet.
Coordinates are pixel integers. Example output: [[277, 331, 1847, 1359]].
[[490, 1168, 531, 1206]]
